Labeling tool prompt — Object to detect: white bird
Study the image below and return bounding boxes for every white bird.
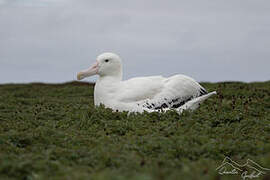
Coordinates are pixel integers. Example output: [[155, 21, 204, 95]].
[[77, 52, 216, 114]]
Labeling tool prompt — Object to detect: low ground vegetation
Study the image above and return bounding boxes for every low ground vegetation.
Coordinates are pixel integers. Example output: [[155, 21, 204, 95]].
[[0, 81, 269, 180]]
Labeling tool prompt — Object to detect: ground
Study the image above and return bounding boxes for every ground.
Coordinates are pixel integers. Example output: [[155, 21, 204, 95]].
[[0, 81, 269, 180]]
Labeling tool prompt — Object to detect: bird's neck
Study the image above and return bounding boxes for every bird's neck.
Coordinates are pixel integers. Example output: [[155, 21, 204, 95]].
[[98, 76, 122, 83], [98, 70, 123, 82]]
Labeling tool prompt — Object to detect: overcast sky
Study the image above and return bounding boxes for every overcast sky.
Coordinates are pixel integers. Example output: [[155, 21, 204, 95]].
[[0, 0, 269, 83]]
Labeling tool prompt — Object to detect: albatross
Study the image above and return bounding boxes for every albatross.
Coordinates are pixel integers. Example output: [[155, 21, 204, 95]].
[[77, 52, 216, 114]]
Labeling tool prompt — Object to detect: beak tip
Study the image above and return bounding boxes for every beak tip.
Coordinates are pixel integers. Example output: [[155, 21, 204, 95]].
[[77, 72, 82, 80]]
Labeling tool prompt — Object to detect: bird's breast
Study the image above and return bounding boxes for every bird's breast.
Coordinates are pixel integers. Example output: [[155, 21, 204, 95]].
[[94, 80, 119, 106]]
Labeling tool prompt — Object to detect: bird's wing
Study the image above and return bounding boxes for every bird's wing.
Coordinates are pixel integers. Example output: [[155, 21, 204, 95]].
[[159, 74, 207, 99], [139, 74, 208, 109], [116, 74, 207, 109], [116, 76, 165, 103]]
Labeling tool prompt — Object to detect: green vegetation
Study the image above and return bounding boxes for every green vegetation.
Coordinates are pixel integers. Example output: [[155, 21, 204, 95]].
[[0, 81, 269, 180]]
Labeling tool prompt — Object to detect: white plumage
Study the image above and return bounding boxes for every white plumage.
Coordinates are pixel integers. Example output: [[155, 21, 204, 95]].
[[77, 52, 216, 114]]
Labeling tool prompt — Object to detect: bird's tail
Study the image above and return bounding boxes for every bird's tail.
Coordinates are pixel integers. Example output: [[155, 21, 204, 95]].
[[178, 91, 217, 113]]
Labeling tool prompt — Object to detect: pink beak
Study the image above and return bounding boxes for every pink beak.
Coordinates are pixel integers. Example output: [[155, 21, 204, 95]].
[[77, 61, 99, 80]]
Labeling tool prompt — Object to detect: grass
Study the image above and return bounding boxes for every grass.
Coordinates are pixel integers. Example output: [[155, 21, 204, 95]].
[[0, 81, 269, 180]]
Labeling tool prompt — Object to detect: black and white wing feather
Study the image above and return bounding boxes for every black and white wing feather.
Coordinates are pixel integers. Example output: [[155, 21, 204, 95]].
[[116, 74, 208, 110]]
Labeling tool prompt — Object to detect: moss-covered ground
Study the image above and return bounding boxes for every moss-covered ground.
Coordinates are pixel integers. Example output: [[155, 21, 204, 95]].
[[0, 81, 269, 180]]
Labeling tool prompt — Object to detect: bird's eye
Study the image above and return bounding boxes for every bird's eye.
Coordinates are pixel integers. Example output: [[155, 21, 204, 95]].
[[105, 59, 109, 63]]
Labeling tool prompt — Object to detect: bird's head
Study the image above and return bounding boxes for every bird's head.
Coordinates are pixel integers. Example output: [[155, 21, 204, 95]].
[[77, 52, 123, 80]]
